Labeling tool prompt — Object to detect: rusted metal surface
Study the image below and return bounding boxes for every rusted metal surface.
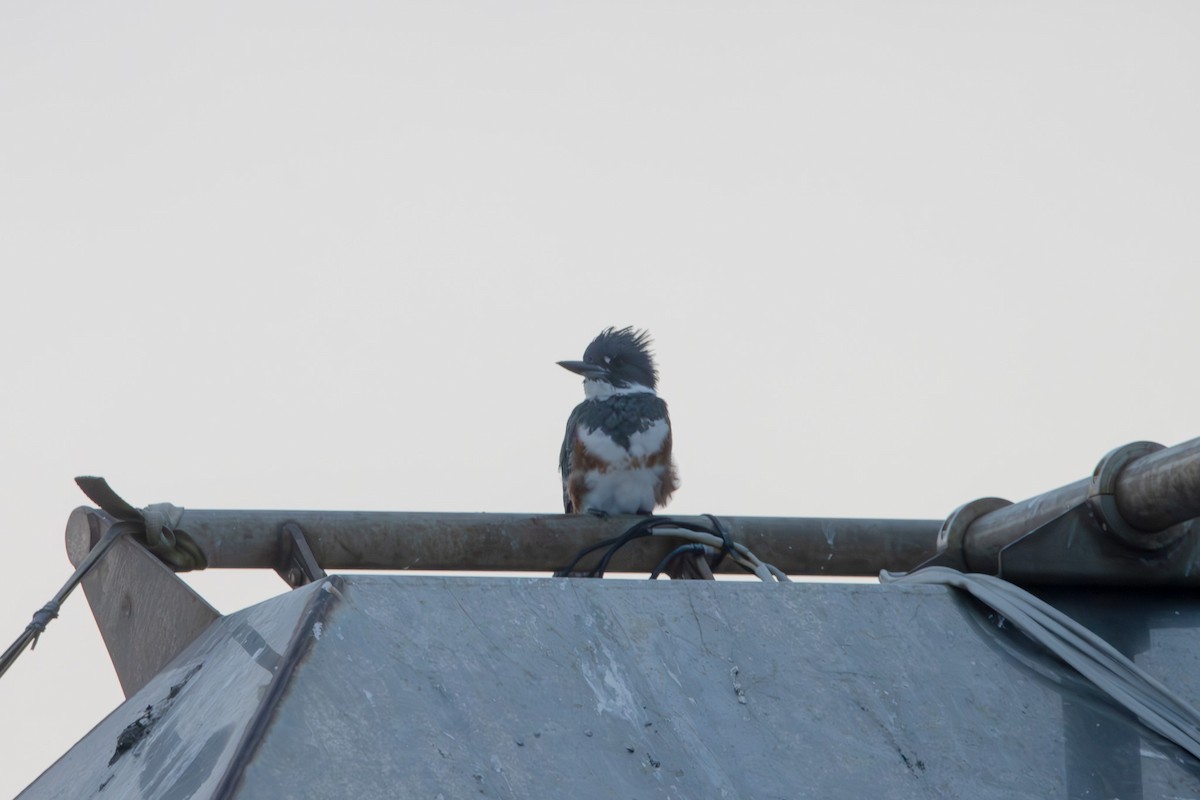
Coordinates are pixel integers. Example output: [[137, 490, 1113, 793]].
[[1116, 437, 1200, 533], [60, 435, 1200, 587], [959, 437, 1200, 574], [153, 510, 941, 576], [963, 479, 1092, 572]]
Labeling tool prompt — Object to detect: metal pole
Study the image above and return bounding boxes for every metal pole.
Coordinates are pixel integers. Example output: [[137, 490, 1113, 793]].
[[154, 510, 941, 576], [964, 436, 1200, 572], [963, 479, 1091, 572], [1116, 437, 1200, 533], [66, 437, 1200, 580]]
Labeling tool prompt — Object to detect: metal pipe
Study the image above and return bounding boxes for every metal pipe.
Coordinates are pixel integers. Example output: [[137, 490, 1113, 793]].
[[1116, 438, 1200, 533], [66, 437, 1200, 580], [151, 510, 941, 576], [964, 436, 1200, 572], [963, 479, 1091, 572]]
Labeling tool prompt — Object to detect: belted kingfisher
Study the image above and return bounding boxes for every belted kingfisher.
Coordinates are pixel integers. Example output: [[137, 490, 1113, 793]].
[[558, 327, 678, 515]]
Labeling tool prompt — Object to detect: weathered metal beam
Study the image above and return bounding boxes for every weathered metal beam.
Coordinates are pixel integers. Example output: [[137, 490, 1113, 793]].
[[1116, 437, 1200, 532], [151, 510, 940, 576], [63, 435, 1200, 584], [963, 479, 1091, 572], [950, 437, 1200, 580]]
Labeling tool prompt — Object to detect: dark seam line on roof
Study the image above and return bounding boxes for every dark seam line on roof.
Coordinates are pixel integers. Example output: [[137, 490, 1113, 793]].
[[211, 575, 343, 800]]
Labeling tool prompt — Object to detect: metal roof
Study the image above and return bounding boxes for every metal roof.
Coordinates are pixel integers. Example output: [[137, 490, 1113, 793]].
[[18, 574, 1200, 799]]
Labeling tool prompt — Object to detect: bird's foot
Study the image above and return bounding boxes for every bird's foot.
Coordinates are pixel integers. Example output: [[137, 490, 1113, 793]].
[[583, 507, 610, 519]]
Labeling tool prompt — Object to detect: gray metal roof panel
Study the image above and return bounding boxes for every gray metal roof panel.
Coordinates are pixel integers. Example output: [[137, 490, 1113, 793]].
[[19, 577, 1200, 799], [18, 580, 325, 800]]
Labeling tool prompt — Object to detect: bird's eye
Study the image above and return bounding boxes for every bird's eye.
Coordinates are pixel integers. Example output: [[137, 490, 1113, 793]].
[[604, 356, 612, 364]]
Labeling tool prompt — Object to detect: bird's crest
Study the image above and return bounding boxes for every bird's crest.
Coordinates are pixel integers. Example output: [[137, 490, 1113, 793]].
[[583, 327, 658, 389]]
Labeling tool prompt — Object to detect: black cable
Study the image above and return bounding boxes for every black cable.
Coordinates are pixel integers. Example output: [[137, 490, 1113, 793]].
[[0, 520, 138, 680], [553, 535, 622, 577], [590, 518, 661, 577], [650, 543, 708, 579], [556, 514, 753, 580], [703, 513, 735, 572]]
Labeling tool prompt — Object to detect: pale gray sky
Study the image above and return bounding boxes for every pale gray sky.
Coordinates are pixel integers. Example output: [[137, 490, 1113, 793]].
[[2, 1, 1199, 795]]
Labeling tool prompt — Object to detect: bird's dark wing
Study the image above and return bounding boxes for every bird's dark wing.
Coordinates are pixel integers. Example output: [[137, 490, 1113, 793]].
[[560, 401, 589, 512]]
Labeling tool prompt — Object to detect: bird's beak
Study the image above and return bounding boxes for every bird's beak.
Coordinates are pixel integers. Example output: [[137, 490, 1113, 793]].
[[557, 360, 606, 378]]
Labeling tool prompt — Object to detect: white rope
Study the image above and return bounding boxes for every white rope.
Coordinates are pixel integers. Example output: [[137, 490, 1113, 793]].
[[650, 528, 791, 582]]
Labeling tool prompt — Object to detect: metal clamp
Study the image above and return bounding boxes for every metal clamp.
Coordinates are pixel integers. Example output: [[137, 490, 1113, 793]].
[[276, 522, 327, 588], [936, 497, 1013, 570], [1087, 441, 1185, 551]]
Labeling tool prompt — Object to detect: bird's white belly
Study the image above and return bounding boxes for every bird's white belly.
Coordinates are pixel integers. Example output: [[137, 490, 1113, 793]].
[[581, 466, 664, 515], [573, 420, 670, 514]]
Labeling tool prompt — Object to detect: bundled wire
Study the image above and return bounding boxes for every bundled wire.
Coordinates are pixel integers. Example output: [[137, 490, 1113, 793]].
[[650, 544, 708, 579], [555, 514, 790, 582], [0, 520, 138, 680], [882, 567, 1200, 762]]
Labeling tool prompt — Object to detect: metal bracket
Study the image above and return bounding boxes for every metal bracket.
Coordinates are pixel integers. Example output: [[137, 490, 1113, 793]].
[[66, 508, 221, 697], [995, 503, 1200, 586], [275, 522, 327, 588], [929, 497, 1013, 570], [1086, 441, 1187, 551]]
